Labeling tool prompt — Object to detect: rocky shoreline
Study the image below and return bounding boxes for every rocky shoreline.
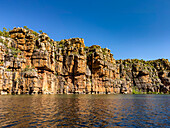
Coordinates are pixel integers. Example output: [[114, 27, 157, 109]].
[[0, 27, 169, 95]]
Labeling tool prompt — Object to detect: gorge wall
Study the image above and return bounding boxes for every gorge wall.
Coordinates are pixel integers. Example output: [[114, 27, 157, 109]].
[[0, 27, 169, 94]]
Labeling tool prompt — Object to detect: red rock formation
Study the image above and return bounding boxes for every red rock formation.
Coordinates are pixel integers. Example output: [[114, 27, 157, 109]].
[[0, 27, 169, 94]]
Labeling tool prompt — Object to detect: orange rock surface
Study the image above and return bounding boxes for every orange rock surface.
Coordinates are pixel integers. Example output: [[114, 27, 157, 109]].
[[0, 27, 169, 94]]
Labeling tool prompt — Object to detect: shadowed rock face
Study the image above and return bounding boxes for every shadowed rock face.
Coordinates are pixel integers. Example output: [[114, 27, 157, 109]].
[[0, 27, 169, 94]]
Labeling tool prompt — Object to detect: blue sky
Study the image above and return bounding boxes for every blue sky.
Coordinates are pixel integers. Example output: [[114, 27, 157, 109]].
[[0, 0, 169, 60]]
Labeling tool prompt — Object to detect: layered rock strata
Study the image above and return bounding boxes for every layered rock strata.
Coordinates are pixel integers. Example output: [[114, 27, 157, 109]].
[[0, 27, 169, 94]]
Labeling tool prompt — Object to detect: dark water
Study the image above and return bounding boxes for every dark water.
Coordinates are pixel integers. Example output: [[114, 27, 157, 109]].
[[0, 95, 169, 128]]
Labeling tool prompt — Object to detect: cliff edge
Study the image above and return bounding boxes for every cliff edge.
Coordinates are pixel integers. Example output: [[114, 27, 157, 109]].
[[0, 27, 169, 94]]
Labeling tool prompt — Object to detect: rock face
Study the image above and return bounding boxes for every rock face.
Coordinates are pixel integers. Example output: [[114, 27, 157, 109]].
[[0, 27, 169, 94]]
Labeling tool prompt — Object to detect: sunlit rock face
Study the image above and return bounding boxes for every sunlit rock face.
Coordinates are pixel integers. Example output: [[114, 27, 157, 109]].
[[0, 27, 169, 94]]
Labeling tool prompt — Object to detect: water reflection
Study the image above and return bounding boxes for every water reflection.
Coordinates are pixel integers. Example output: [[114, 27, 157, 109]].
[[0, 94, 169, 127]]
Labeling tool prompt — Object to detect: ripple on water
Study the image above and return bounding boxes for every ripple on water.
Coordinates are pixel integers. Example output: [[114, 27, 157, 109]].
[[0, 94, 169, 127]]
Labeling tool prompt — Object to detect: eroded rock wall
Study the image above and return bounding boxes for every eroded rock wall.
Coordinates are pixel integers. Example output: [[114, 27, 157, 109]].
[[0, 27, 169, 94]]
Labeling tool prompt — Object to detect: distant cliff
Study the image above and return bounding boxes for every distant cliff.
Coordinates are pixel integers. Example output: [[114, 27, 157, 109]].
[[0, 27, 169, 95]]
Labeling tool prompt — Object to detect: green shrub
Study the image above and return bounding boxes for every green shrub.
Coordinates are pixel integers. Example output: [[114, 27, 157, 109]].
[[0, 31, 3, 36], [0, 39, 4, 43], [5, 69, 11, 72], [93, 46, 96, 48], [72, 51, 78, 55], [60, 40, 65, 44], [0, 61, 4, 64], [103, 52, 106, 55], [88, 51, 93, 55], [151, 92, 159, 94], [39, 30, 43, 34], [34, 46, 37, 49], [0, 27, 10, 37], [14, 55, 17, 58], [58, 44, 64, 48], [23, 26, 29, 30], [4, 42, 8, 47], [132, 87, 143, 94], [9, 47, 21, 55], [32, 31, 38, 36], [49, 41, 53, 45], [84, 46, 88, 50]]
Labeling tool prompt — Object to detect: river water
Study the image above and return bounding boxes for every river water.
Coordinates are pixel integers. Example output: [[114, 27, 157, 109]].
[[0, 94, 169, 127]]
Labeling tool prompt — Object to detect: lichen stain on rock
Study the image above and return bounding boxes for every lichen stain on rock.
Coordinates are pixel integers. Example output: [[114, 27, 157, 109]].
[[0, 27, 169, 95]]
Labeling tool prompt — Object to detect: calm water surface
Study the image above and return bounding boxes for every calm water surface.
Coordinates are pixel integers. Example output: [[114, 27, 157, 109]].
[[0, 94, 169, 127]]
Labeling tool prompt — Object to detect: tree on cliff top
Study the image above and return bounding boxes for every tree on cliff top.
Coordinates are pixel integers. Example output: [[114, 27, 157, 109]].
[[23, 26, 29, 30], [39, 30, 43, 34]]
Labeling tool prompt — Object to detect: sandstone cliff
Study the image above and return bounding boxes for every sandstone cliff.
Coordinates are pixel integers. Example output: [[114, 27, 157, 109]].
[[0, 27, 169, 94]]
